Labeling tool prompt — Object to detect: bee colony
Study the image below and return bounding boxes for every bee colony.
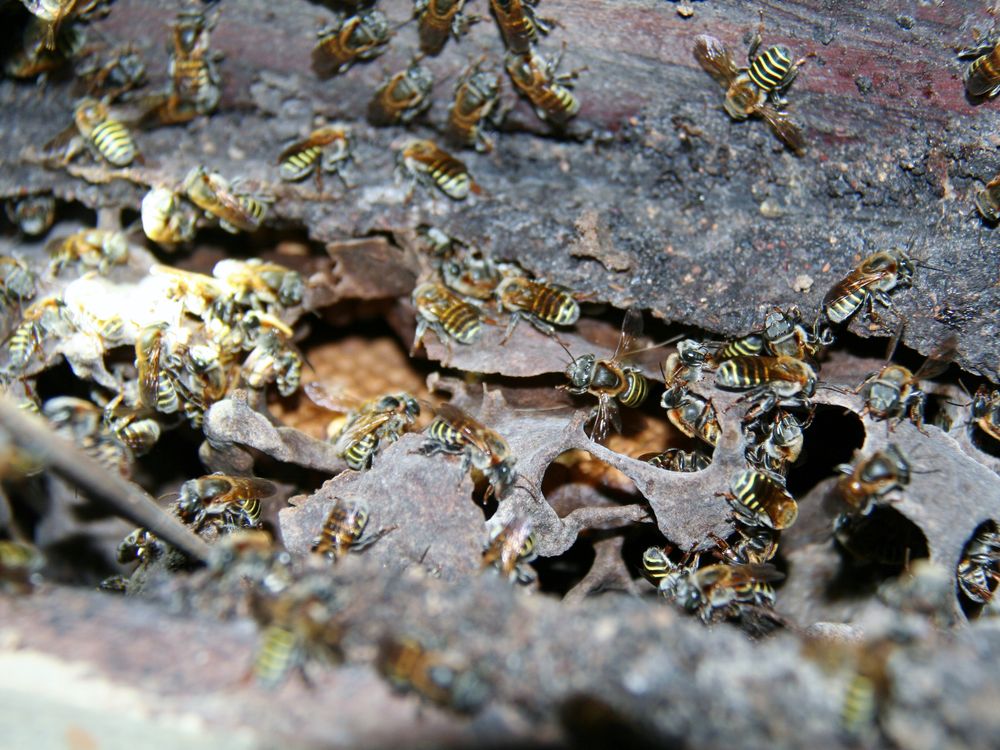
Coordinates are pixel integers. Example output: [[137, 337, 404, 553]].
[[1, 1, 999, 748]]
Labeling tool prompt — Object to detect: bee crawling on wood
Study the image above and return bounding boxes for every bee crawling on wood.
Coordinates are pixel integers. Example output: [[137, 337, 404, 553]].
[[177, 473, 277, 531], [311, 497, 393, 562], [447, 58, 503, 152], [958, 35, 1000, 98], [141, 187, 197, 246], [183, 166, 269, 234], [640, 447, 712, 473], [504, 46, 581, 126], [368, 60, 435, 126], [415, 0, 478, 56], [277, 126, 352, 191], [312, 9, 391, 77], [411, 280, 485, 351], [489, 0, 553, 55], [398, 140, 481, 200], [715, 354, 817, 423], [974, 173, 1000, 223], [377, 635, 490, 713], [721, 469, 798, 531], [835, 444, 910, 516], [45, 97, 140, 167], [823, 247, 915, 326], [495, 274, 580, 342]]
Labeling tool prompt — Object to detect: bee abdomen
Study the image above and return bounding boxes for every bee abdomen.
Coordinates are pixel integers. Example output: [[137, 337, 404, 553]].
[[255, 625, 299, 689], [91, 119, 136, 166], [343, 432, 377, 470], [825, 291, 864, 324], [717, 358, 764, 388], [429, 158, 471, 199], [280, 146, 321, 181], [719, 334, 764, 360], [748, 45, 792, 91], [536, 287, 579, 325], [619, 371, 648, 408], [428, 417, 464, 450], [440, 301, 482, 343], [965, 51, 1000, 96]]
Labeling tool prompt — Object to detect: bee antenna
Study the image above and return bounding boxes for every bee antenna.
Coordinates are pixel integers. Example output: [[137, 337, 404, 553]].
[[915, 261, 948, 273], [554, 334, 575, 362], [513, 481, 540, 503], [624, 333, 684, 357]]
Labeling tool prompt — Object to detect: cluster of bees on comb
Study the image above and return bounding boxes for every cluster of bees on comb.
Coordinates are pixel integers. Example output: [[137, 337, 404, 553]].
[[0, 0, 999, 735]]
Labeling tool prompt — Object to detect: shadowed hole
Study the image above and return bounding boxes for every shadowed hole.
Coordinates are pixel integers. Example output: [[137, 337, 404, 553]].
[[785, 406, 865, 497], [532, 535, 596, 597], [542, 450, 640, 518], [958, 519, 1000, 620]]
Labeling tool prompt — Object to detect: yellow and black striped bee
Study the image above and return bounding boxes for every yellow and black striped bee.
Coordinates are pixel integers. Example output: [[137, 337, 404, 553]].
[[140, 187, 197, 246], [746, 411, 806, 477], [563, 308, 649, 443], [312, 9, 391, 77], [447, 60, 502, 152], [0, 257, 38, 305], [959, 38, 1000, 98], [482, 516, 537, 584], [421, 402, 516, 499], [489, 0, 552, 54], [668, 563, 783, 623], [5, 296, 72, 371], [415, 0, 475, 56], [663, 335, 764, 385], [368, 60, 435, 126], [103, 399, 161, 457], [135, 322, 180, 414], [277, 126, 351, 191], [183, 166, 268, 234], [971, 385, 1000, 443], [376, 635, 490, 713], [957, 524, 1000, 605], [715, 355, 817, 421], [974, 173, 1000, 223], [47, 228, 129, 275], [0, 540, 45, 593], [411, 280, 484, 351], [311, 497, 392, 562], [212, 259, 303, 311], [661, 385, 721, 447], [835, 444, 910, 516], [641, 546, 683, 590], [4, 17, 85, 80], [177, 473, 276, 531], [760, 305, 831, 361], [504, 47, 580, 126], [640, 448, 712, 473], [723, 469, 798, 530], [242, 329, 302, 397], [47, 97, 139, 166], [398, 140, 480, 200], [693, 17, 812, 153], [495, 275, 580, 341], [823, 248, 914, 325], [169, 8, 221, 116], [306, 382, 420, 470], [5, 194, 56, 237], [116, 527, 163, 565]]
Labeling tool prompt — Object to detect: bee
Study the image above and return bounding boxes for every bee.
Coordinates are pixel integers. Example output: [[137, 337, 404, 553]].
[[0, 540, 45, 593], [760, 305, 829, 361], [710, 527, 779, 566], [0, 257, 38, 305], [277, 126, 351, 191], [489, 0, 552, 54], [660, 387, 721, 446], [135, 322, 178, 414], [140, 187, 197, 246], [956, 525, 1000, 604], [415, 0, 474, 56], [438, 243, 502, 301], [398, 140, 480, 200], [311, 497, 392, 562], [668, 563, 783, 623], [212, 259, 304, 311], [18, 0, 104, 50], [305, 383, 420, 470], [722, 469, 798, 530], [447, 61, 502, 151], [715, 355, 817, 421], [5, 195, 56, 236], [504, 47, 581, 126], [641, 546, 683, 589], [411, 281, 484, 351], [377, 636, 489, 714], [495, 276, 580, 341], [368, 61, 434, 126], [835, 444, 910, 516], [312, 10, 391, 77], [183, 166, 268, 234], [166, 9, 221, 118], [746, 411, 806, 476], [823, 248, 915, 325], [116, 527, 163, 565], [971, 385, 1000, 443], [420, 402, 516, 499], [563, 308, 649, 443], [47, 229, 129, 275], [693, 22, 811, 153], [177, 473, 276, 531], [104, 395, 161, 457], [4, 17, 85, 79], [482, 516, 537, 584], [82, 44, 147, 99], [43, 396, 126, 472], [149, 265, 224, 318], [640, 448, 712, 472], [45, 97, 139, 167], [5, 296, 72, 370], [975, 174, 1000, 222], [242, 330, 302, 397], [959, 38, 1000, 98], [664, 335, 765, 385]]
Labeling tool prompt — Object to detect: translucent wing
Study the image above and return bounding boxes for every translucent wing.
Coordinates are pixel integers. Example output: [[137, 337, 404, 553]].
[[757, 105, 806, 154], [304, 381, 364, 413], [912, 336, 957, 382], [612, 307, 643, 362], [693, 34, 740, 87], [434, 402, 494, 456]]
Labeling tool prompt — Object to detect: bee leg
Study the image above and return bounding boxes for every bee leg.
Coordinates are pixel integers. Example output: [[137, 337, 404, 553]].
[[748, 9, 766, 62], [410, 320, 428, 356], [417, 438, 448, 457], [526, 315, 557, 339], [500, 312, 521, 345]]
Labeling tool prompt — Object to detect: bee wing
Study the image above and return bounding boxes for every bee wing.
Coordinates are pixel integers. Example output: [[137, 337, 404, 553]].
[[434, 402, 495, 456], [757, 105, 806, 154], [304, 381, 364, 413], [230, 477, 278, 499], [693, 34, 740, 87], [333, 410, 395, 451], [588, 394, 620, 444], [42, 123, 79, 158], [822, 269, 887, 310], [613, 307, 643, 362], [277, 137, 314, 164], [734, 563, 785, 584], [912, 336, 957, 382]]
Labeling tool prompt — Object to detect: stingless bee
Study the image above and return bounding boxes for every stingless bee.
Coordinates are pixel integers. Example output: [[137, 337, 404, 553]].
[[562, 308, 649, 443], [663, 335, 763, 385], [420, 402, 516, 499], [377, 636, 489, 714], [411, 280, 484, 351], [448, 60, 502, 151], [0, 540, 45, 593], [974, 174, 1000, 223], [495, 275, 580, 342], [277, 126, 351, 191], [43, 396, 127, 472], [242, 330, 302, 397], [116, 527, 163, 565], [5, 296, 73, 371], [641, 546, 685, 590], [135, 322, 178, 414], [305, 382, 420, 470], [4, 17, 85, 80], [504, 47, 581, 126], [971, 385, 1000, 443], [47, 97, 139, 167], [398, 140, 480, 200], [709, 527, 779, 566], [715, 355, 817, 422], [104, 400, 161, 457], [489, 0, 552, 54], [693, 19, 812, 153], [482, 516, 537, 584], [177, 473, 277, 530], [5, 194, 56, 236], [415, 0, 475, 56], [312, 497, 393, 561], [140, 187, 197, 246], [167, 8, 221, 117], [746, 411, 806, 477], [213, 259, 304, 311], [835, 444, 910, 515], [722, 469, 798, 530], [312, 9, 391, 77], [47, 228, 129, 275], [149, 264, 224, 318], [640, 448, 712, 472], [0, 257, 38, 305], [956, 524, 1000, 604], [18, 0, 104, 50], [958, 37, 1000, 98], [823, 248, 915, 325], [438, 242, 502, 300], [183, 166, 268, 234], [368, 60, 434, 126], [660, 386, 721, 447], [666, 563, 783, 623], [760, 305, 831, 361]]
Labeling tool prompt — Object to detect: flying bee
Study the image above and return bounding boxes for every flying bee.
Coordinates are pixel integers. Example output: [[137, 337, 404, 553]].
[[47, 228, 129, 275], [183, 166, 268, 234], [46, 97, 139, 167], [415, 0, 475, 55], [177, 473, 276, 531], [377, 636, 489, 714], [421, 402, 516, 499], [0, 257, 38, 305], [277, 126, 351, 191], [306, 382, 420, 470], [975, 173, 1000, 222], [504, 47, 581, 126], [563, 308, 649, 443], [5, 194, 56, 236], [448, 60, 502, 151], [398, 140, 480, 200], [5, 296, 72, 371], [823, 248, 915, 325], [495, 276, 580, 342], [971, 385, 1000, 443], [135, 322, 179, 414], [835, 444, 910, 516], [746, 411, 806, 477], [660, 386, 721, 446], [490, 0, 552, 54], [640, 448, 712, 472], [212, 259, 304, 310], [722, 469, 798, 530], [668, 563, 783, 623], [715, 355, 817, 422], [482, 516, 537, 584], [312, 10, 391, 77], [958, 38, 1000, 98], [116, 527, 163, 565], [693, 24, 811, 153], [140, 187, 197, 246], [411, 281, 484, 351], [368, 60, 434, 126], [0, 540, 45, 593], [956, 525, 1000, 604], [4, 17, 85, 79]]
